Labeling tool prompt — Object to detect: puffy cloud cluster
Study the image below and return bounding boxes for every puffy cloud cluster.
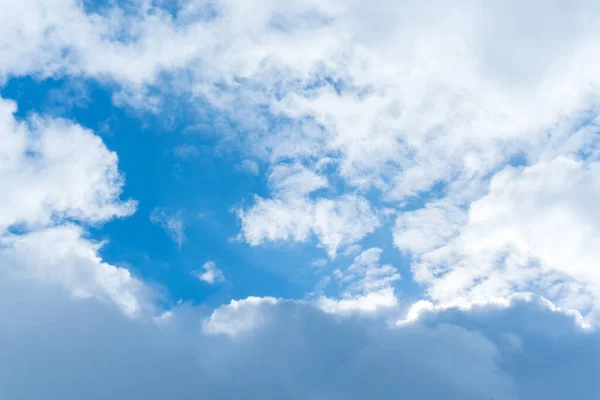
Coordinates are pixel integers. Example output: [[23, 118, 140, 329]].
[[0, 98, 135, 231], [194, 260, 226, 284], [238, 163, 380, 257], [395, 156, 600, 319], [0, 96, 145, 315]]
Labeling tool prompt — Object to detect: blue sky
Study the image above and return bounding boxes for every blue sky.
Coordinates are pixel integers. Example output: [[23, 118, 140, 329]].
[[1, 74, 420, 308], [2, 77, 313, 301], [1, 1, 600, 399]]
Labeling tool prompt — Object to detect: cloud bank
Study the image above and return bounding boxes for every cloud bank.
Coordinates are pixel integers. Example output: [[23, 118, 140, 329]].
[[1, 280, 598, 400]]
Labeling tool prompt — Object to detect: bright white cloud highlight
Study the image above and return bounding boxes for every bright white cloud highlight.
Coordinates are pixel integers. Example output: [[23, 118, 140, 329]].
[[239, 163, 380, 257], [203, 296, 278, 336], [397, 156, 600, 319], [0, 95, 145, 316], [194, 261, 226, 284], [0, 225, 146, 315], [0, 97, 136, 233]]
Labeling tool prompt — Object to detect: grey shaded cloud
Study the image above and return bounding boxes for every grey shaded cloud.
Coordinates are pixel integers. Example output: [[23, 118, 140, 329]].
[[1, 277, 598, 400]]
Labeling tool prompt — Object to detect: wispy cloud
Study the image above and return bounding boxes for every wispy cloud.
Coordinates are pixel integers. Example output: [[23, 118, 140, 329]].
[[237, 159, 260, 175], [173, 144, 200, 160], [150, 208, 186, 248]]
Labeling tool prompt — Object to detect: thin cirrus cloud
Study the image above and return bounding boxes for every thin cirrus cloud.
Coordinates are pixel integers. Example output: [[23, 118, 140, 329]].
[[150, 207, 186, 248]]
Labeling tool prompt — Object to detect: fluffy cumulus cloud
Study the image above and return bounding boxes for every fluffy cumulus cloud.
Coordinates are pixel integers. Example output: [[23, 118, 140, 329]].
[[395, 156, 600, 319], [238, 163, 380, 257], [2, 0, 600, 398], [194, 260, 226, 284], [0, 225, 146, 315], [0, 95, 146, 315], [0, 97, 136, 231]]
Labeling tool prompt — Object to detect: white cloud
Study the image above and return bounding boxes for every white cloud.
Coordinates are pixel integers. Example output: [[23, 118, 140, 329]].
[[194, 261, 226, 284], [318, 247, 400, 313], [318, 288, 398, 314], [0, 225, 147, 315], [0, 95, 146, 316], [238, 163, 380, 257], [202, 296, 278, 336], [150, 207, 186, 248], [268, 163, 329, 198], [0, 97, 136, 233], [310, 258, 328, 268], [342, 244, 363, 257], [240, 194, 380, 258], [394, 202, 467, 256], [2, 0, 597, 195], [396, 156, 600, 320], [339, 248, 400, 298]]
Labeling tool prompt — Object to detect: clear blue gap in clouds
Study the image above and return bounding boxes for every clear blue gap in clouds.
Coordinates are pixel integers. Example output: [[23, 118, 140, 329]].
[[2, 76, 352, 307]]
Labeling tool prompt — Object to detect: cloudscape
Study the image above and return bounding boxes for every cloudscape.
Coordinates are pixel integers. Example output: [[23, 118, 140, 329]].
[[2, 1, 600, 399]]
